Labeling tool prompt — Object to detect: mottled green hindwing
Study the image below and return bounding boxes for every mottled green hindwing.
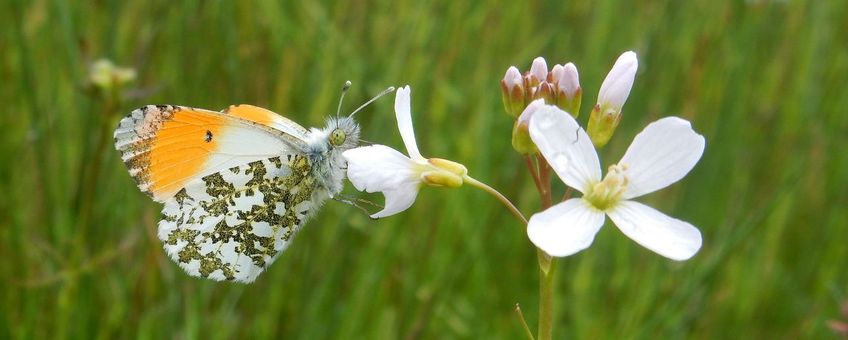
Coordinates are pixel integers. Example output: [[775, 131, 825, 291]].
[[158, 155, 317, 282]]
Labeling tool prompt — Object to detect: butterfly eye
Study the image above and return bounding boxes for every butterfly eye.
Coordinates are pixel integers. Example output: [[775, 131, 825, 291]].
[[330, 129, 346, 146]]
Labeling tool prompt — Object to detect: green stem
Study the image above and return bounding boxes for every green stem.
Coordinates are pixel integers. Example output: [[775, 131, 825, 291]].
[[538, 257, 556, 340], [535, 154, 556, 340], [515, 303, 536, 340], [463, 174, 527, 225]]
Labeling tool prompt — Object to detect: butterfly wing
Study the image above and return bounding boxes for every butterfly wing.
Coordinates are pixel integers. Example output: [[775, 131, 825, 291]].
[[115, 104, 327, 282], [114, 104, 309, 202], [159, 154, 319, 282]]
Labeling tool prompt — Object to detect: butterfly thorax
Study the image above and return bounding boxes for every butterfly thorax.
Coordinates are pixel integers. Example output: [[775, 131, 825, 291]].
[[305, 116, 360, 198]]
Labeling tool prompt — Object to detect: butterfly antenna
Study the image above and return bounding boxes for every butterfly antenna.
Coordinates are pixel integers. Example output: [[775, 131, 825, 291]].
[[348, 86, 396, 118], [336, 80, 353, 120]]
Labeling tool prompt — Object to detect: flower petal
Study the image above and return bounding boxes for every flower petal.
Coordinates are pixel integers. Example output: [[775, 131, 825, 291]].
[[516, 99, 546, 126], [529, 105, 601, 193], [527, 198, 606, 257], [343, 145, 421, 192], [597, 51, 638, 110], [371, 185, 420, 218], [394, 85, 424, 160], [619, 117, 705, 199], [607, 200, 702, 261], [343, 145, 423, 218]]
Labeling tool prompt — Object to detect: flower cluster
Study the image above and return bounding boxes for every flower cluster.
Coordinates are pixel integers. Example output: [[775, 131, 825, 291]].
[[501, 58, 582, 118], [341, 50, 706, 340], [344, 51, 704, 261]]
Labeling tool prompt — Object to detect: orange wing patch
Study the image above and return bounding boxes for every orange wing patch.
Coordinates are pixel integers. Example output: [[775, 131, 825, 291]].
[[224, 104, 309, 138], [115, 105, 303, 202], [148, 109, 225, 196], [115, 105, 227, 200], [224, 104, 280, 126]]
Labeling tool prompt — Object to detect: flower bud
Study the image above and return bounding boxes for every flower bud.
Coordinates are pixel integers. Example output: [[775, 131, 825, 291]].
[[512, 99, 545, 154], [588, 51, 638, 148], [500, 66, 526, 117], [597, 51, 637, 112], [554, 62, 581, 117], [538, 81, 555, 104], [528, 57, 548, 86]]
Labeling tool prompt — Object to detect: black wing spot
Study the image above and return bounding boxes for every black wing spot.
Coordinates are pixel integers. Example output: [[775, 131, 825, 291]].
[[205, 130, 213, 142]]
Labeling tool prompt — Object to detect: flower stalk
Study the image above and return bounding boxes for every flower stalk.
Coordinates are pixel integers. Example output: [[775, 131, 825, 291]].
[[463, 175, 527, 225]]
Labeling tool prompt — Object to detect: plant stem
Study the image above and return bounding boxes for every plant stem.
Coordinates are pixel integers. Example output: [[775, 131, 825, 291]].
[[538, 256, 556, 340], [537, 156, 553, 209], [524, 155, 544, 194], [534, 154, 556, 340], [515, 303, 536, 340], [463, 175, 527, 225]]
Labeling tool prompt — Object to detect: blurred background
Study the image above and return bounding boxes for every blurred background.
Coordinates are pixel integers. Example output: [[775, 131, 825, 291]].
[[2, 0, 847, 338]]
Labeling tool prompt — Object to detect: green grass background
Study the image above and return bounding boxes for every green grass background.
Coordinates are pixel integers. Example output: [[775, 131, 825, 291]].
[[2, 0, 847, 338]]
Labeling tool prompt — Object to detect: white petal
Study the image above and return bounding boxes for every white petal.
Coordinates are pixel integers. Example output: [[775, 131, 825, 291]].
[[607, 200, 702, 261], [529, 105, 601, 193], [516, 99, 546, 126], [618, 117, 705, 199], [527, 198, 606, 257], [597, 51, 638, 110], [343, 145, 423, 218], [530, 57, 548, 82], [371, 185, 420, 218], [343, 145, 422, 192], [394, 86, 424, 160]]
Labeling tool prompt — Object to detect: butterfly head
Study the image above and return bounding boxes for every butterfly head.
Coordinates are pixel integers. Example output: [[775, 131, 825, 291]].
[[325, 116, 360, 150]]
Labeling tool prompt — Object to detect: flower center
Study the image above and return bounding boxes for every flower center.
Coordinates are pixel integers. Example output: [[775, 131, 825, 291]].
[[584, 163, 628, 211]]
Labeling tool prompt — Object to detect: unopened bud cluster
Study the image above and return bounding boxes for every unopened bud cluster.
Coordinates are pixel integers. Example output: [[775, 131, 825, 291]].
[[502, 51, 638, 153], [500, 57, 582, 118], [501, 57, 583, 154]]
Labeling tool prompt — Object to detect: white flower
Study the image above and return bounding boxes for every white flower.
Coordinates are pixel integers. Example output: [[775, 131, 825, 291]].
[[343, 86, 466, 218], [527, 104, 705, 260], [597, 51, 638, 112]]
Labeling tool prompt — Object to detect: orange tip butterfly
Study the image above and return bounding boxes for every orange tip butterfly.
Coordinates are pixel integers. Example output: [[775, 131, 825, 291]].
[[114, 83, 393, 283]]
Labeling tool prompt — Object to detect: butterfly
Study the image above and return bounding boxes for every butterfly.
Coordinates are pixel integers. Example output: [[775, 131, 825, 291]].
[[114, 84, 393, 283]]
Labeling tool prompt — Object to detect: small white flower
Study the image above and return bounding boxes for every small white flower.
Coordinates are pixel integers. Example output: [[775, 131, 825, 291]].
[[597, 51, 638, 112], [527, 105, 705, 260], [343, 86, 466, 218]]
